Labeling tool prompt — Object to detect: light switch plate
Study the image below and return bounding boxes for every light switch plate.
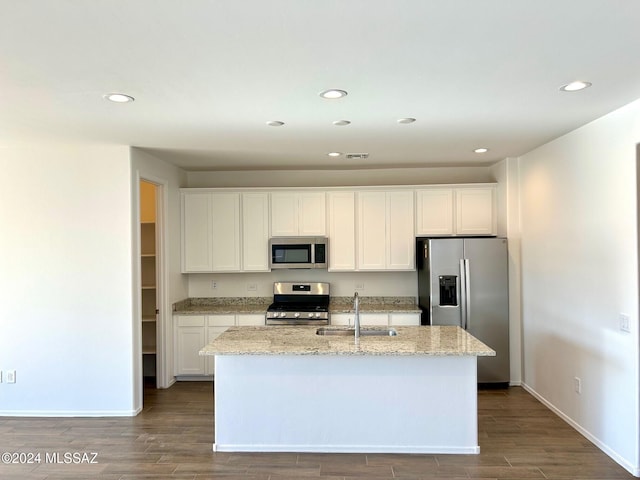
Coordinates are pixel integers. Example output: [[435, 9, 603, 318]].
[[620, 313, 631, 333]]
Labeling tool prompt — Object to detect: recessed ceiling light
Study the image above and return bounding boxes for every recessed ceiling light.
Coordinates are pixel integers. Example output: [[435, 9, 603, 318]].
[[559, 81, 592, 92], [333, 120, 351, 126], [266, 120, 285, 127], [103, 93, 135, 103], [397, 118, 416, 124], [327, 152, 342, 157], [319, 89, 348, 99], [474, 148, 489, 153]]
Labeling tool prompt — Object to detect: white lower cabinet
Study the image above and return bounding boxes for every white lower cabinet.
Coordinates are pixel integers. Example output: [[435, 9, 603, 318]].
[[330, 312, 420, 327], [237, 314, 267, 326], [390, 313, 421, 326], [175, 316, 207, 376], [175, 313, 264, 378]]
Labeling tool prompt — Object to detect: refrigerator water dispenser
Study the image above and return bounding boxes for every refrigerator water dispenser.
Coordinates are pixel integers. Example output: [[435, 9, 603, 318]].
[[438, 275, 458, 306]]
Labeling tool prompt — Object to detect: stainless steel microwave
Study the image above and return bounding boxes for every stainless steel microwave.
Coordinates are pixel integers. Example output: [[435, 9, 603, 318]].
[[269, 237, 328, 269]]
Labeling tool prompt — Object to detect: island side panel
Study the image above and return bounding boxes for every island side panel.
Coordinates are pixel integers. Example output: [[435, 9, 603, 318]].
[[214, 354, 479, 454]]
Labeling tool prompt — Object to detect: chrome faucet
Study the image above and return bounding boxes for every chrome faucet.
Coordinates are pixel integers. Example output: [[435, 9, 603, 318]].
[[353, 291, 360, 342]]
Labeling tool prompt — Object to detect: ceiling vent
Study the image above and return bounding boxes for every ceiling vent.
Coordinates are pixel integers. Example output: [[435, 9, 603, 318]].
[[346, 153, 369, 159]]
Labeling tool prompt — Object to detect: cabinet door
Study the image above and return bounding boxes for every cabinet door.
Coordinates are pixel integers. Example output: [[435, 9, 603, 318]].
[[182, 193, 212, 272], [211, 193, 241, 271], [242, 193, 270, 271], [270, 192, 298, 236], [237, 314, 265, 326], [206, 326, 230, 375], [357, 192, 386, 270], [386, 191, 415, 270], [330, 314, 352, 326], [361, 313, 389, 326], [298, 192, 326, 236], [456, 188, 496, 235], [415, 189, 454, 235], [389, 313, 420, 326], [327, 191, 356, 271], [175, 316, 206, 376]]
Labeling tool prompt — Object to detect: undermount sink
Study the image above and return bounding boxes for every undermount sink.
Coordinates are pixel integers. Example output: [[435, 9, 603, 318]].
[[316, 327, 398, 337]]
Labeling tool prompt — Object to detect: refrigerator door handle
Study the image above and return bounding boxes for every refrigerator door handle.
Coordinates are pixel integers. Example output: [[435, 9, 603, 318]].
[[464, 258, 471, 330], [459, 259, 467, 329]]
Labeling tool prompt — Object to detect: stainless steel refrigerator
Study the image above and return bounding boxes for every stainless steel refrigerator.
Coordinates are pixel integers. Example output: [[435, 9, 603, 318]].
[[417, 237, 509, 385]]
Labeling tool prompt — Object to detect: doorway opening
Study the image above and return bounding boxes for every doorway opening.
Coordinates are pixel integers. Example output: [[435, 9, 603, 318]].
[[140, 180, 159, 389]]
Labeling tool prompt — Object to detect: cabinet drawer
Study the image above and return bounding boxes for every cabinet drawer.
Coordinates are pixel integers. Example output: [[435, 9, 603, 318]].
[[361, 313, 389, 326], [330, 314, 352, 326], [208, 314, 236, 326], [237, 314, 265, 326], [177, 315, 206, 327], [389, 313, 420, 326]]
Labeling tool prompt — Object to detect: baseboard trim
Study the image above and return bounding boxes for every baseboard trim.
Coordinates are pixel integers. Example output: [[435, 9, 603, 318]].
[[522, 383, 640, 478], [213, 443, 480, 454], [0, 408, 141, 418]]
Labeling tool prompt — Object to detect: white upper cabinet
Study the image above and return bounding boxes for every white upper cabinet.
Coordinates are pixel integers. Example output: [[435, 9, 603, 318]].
[[358, 192, 387, 270], [181, 191, 268, 273], [211, 193, 241, 271], [455, 188, 496, 235], [358, 190, 415, 271], [415, 189, 454, 235], [386, 191, 415, 270], [415, 186, 496, 236], [241, 192, 270, 271], [327, 191, 356, 271], [271, 192, 326, 236], [182, 193, 212, 272]]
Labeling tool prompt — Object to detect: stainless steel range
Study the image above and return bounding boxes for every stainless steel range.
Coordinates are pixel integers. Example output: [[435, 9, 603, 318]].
[[265, 282, 330, 325]]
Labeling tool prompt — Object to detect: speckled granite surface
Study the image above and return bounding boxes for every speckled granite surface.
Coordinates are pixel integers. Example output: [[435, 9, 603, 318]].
[[330, 296, 420, 313], [173, 296, 420, 315], [173, 297, 272, 314], [174, 296, 420, 315], [200, 325, 495, 357]]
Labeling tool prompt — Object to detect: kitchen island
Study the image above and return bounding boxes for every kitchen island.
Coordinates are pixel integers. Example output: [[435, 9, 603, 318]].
[[200, 325, 495, 454]]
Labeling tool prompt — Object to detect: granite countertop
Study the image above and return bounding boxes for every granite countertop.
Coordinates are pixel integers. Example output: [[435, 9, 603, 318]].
[[173, 296, 421, 315], [329, 296, 420, 314], [173, 297, 272, 315], [200, 325, 495, 357]]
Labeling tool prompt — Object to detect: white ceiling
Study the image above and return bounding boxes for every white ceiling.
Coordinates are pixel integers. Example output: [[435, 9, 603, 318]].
[[2, 0, 640, 171]]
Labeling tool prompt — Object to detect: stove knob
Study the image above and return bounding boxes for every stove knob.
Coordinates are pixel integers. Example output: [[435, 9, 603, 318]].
[[307, 313, 314, 318], [315, 312, 321, 318], [294, 312, 301, 318], [279, 312, 287, 318]]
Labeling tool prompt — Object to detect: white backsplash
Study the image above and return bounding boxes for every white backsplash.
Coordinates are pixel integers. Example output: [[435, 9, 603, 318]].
[[188, 270, 418, 299]]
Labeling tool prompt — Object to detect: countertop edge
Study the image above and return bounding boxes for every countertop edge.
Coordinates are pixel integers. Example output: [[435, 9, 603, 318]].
[[199, 326, 495, 357]]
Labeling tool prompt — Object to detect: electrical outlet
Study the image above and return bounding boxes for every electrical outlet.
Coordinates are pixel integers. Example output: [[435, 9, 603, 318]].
[[211, 281, 218, 290], [355, 283, 365, 290], [6, 370, 16, 384], [574, 376, 581, 394], [247, 283, 258, 292], [620, 313, 631, 333]]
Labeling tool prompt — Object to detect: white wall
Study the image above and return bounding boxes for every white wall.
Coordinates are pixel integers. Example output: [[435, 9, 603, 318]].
[[490, 158, 523, 386], [519, 99, 640, 474], [130, 148, 188, 394], [0, 144, 136, 415], [188, 270, 418, 299], [186, 165, 495, 188]]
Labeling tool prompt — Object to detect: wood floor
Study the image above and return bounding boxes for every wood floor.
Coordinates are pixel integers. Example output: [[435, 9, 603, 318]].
[[0, 382, 635, 480]]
